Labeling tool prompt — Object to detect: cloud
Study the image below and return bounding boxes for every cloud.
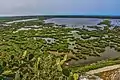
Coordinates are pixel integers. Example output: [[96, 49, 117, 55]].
[[0, 0, 119, 16]]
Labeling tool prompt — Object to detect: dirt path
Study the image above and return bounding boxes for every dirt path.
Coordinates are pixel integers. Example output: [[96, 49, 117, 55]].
[[86, 64, 120, 74]]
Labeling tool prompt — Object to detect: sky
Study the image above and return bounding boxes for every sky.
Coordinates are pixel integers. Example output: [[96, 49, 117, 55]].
[[0, 0, 120, 16]]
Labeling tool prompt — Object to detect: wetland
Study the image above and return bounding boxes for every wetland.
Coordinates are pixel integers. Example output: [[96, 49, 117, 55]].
[[0, 17, 120, 80]]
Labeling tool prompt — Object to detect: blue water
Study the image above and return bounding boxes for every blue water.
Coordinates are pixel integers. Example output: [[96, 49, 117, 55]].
[[45, 18, 120, 27]]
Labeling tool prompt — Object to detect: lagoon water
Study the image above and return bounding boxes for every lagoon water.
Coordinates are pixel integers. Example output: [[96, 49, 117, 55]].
[[45, 18, 120, 27]]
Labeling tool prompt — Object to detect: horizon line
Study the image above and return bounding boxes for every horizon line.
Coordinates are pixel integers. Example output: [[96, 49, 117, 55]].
[[1, 15, 120, 19]]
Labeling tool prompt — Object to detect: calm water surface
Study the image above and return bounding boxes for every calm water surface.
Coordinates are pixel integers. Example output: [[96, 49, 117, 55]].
[[69, 47, 120, 65], [45, 18, 120, 28]]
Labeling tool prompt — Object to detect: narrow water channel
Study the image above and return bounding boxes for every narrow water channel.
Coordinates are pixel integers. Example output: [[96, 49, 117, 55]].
[[69, 47, 120, 65]]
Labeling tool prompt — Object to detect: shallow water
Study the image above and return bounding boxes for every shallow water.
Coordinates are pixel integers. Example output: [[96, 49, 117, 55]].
[[45, 18, 102, 27], [69, 47, 120, 65], [6, 18, 38, 24], [45, 18, 120, 28]]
